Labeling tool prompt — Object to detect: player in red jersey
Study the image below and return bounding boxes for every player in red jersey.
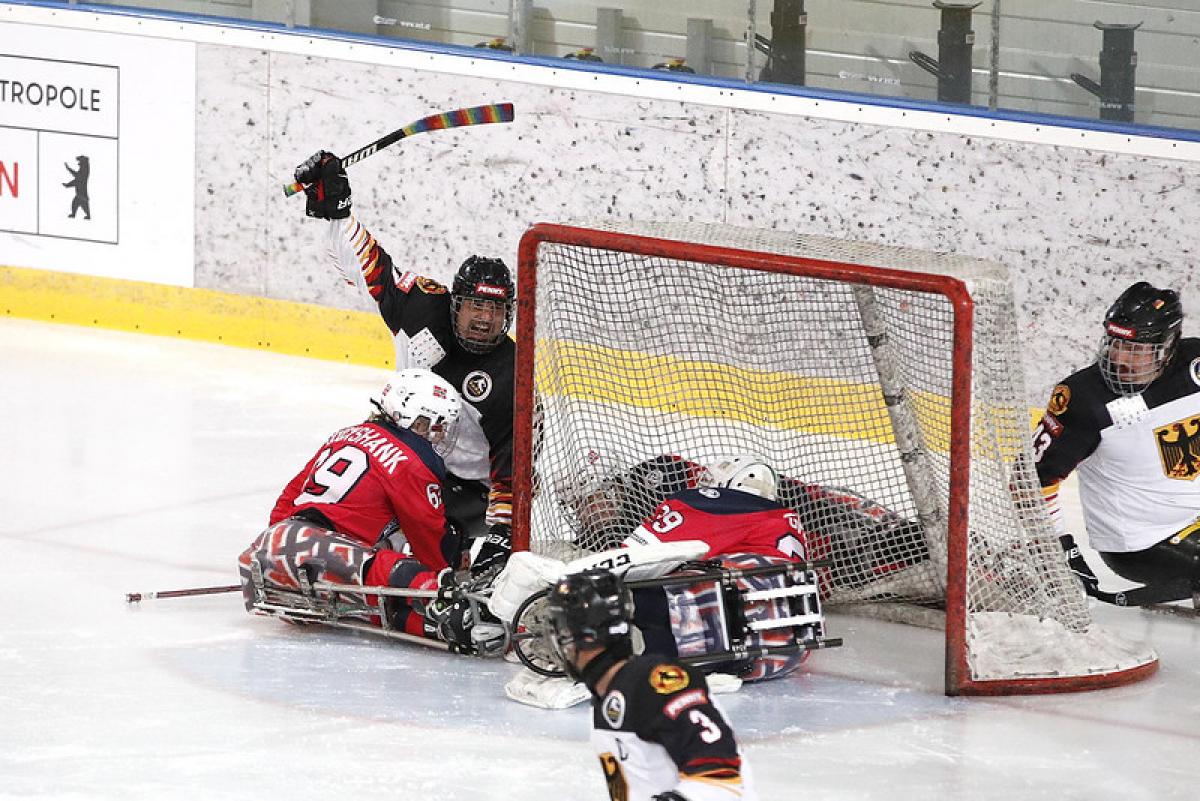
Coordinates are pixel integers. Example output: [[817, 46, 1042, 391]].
[[499, 456, 825, 689], [239, 368, 502, 654], [619, 456, 814, 681], [623, 456, 807, 562]]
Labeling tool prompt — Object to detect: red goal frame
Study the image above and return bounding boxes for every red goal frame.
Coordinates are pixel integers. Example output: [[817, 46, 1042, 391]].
[[511, 222, 1158, 696]]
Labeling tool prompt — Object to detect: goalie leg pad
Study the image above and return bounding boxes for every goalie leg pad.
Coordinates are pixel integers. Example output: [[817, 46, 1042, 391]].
[[488, 551, 567, 623], [504, 670, 590, 709], [562, 540, 710, 580]]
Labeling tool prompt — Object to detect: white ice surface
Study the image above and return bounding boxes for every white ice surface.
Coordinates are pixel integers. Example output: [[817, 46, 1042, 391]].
[[1, 318, 1197, 801]]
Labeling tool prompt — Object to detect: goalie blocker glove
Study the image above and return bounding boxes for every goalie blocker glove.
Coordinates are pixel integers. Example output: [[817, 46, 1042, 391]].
[[294, 150, 352, 220]]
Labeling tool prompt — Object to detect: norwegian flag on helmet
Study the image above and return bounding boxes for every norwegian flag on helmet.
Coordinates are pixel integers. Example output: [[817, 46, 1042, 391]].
[[1105, 322, 1136, 339], [473, 282, 510, 298]]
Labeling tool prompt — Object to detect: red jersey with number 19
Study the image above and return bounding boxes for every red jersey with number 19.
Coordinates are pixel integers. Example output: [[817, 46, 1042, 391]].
[[269, 420, 450, 571], [623, 488, 807, 562]]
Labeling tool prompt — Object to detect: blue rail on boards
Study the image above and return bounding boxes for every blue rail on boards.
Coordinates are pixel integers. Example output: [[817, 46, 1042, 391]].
[[13, 0, 1200, 145]]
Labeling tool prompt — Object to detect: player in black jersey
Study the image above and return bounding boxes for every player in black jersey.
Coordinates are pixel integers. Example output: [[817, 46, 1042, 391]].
[[1034, 281, 1200, 604], [294, 151, 515, 578], [545, 569, 758, 801]]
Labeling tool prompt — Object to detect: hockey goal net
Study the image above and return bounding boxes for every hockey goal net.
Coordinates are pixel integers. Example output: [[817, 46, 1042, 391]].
[[510, 221, 1157, 696]]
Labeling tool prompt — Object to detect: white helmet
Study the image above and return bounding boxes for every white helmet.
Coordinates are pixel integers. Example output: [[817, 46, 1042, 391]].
[[703, 455, 778, 501], [377, 368, 461, 453]]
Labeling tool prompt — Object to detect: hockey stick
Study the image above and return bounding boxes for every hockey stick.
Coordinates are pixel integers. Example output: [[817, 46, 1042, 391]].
[[125, 584, 241, 603], [123, 580, 480, 604], [282, 102, 516, 197], [1085, 580, 1197, 610]]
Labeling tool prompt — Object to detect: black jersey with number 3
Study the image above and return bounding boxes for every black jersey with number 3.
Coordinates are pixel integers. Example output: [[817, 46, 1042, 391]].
[[590, 655, 757, 801]]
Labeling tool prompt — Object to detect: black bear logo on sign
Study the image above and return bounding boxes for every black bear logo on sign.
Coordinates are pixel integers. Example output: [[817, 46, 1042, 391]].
[[63, 155, 91, 220]]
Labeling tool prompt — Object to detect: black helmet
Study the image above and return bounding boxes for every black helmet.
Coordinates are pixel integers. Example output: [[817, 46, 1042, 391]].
[[451, 256, 515, 354], [621, 455, 706, 526], [545, 568, 634, 679], [1098, 281, 1184, 396]]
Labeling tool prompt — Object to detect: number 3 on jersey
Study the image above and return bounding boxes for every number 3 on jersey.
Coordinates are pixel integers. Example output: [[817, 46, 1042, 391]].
[[688, 709, 723, 743], [295, 446, 370, 505]]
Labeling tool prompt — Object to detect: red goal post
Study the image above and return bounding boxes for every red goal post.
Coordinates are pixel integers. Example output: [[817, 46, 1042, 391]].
[[511, 221, 1158, 696]]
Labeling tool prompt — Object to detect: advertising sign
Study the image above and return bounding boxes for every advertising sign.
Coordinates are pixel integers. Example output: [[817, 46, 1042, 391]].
[[0, 24, 195, 285]]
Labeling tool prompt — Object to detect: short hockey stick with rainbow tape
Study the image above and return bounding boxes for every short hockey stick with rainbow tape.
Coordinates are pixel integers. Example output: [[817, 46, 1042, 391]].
[[282, 102, 515, 197]]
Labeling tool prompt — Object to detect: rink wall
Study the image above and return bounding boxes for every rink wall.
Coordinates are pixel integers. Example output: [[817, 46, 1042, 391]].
[[0, 265, 394, 365], [1, 3, 1199, 406]]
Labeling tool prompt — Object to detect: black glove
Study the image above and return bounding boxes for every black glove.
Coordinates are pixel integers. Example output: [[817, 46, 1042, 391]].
[[1059, 534, 1099, 597], [294, 150, 351, 219], [424, 574, 506, 656], [471, 522, 512, 579], [652, 792, 690, 801], [432, 593, 478, 654]]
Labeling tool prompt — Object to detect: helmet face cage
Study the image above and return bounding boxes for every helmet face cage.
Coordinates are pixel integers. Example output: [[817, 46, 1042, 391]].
[[451, 256, 515, 354], [545, 612, 582, 675], [1097, 282, 1184, 396], [544, 570, 633, 675], [1097, 335, 1177, 396], [378, 369, 462, 455], [559, 456, 709, 551], [561, 477, 626, 551]]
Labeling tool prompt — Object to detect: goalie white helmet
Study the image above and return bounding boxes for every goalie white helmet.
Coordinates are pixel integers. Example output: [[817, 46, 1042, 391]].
[[704, 455, 778, 501], [377, 368, 461, 453]]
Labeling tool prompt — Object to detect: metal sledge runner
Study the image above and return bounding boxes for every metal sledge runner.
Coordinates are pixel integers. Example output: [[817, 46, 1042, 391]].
[[246, 558, 507, 654]]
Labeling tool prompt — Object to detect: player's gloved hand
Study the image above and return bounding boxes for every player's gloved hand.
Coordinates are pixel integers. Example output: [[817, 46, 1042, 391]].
[[471, 522, 512, 579], [652, 792, 691, 801], [294, 150, 351, 220], [1059, 534, 1099, 597], [432, 594, 478, 654], [425, 572, 506, 656]]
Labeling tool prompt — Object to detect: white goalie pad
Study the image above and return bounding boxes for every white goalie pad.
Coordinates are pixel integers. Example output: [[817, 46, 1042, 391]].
[[705, 673, 744, 694], [505, 670, 590, 709], [563, 540, 710, 582], [488, 551, 567, 624], [490, 541, 710, 623]]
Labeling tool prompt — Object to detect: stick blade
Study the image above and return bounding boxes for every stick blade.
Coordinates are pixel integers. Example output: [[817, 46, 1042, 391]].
[[404, 102, 516, 136]]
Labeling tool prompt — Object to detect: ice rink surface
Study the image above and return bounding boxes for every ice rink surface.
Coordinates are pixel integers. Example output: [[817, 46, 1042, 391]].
[[2, 318, 1197, 801]]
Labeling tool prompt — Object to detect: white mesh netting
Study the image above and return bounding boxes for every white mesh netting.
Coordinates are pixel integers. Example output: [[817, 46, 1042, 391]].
[[518, 221, 1156, 693]]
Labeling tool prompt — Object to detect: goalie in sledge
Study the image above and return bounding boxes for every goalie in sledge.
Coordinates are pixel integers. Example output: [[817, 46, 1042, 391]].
[[491, 456, 843, 706], [554, 453, 932, 602]]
